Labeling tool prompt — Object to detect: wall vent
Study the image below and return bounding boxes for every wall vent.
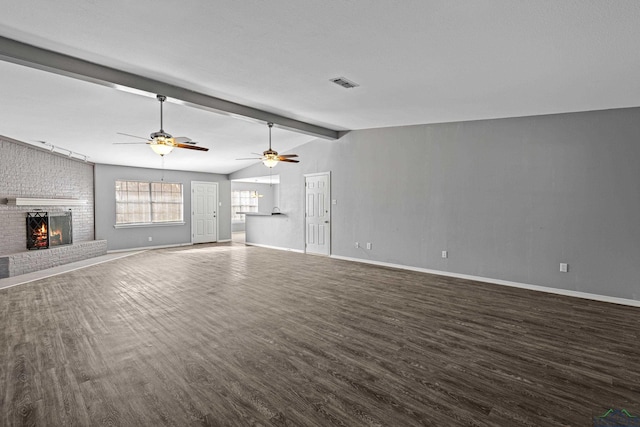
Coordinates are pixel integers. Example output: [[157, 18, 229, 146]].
[[330, 77, 359, 89]]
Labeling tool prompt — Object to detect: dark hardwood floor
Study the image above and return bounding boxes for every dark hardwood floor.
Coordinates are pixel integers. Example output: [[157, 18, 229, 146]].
[[1, 242, 639, 426]]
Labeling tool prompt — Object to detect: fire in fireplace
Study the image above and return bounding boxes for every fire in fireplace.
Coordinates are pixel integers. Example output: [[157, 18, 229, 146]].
[[26, 211, 73, 250]]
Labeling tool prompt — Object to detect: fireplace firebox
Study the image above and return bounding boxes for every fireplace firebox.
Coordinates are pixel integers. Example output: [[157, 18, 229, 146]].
[[26, 211, 73, 250]]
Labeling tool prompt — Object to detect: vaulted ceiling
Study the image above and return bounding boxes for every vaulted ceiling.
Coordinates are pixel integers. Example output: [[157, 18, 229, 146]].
[[1, 1, 639, 174]]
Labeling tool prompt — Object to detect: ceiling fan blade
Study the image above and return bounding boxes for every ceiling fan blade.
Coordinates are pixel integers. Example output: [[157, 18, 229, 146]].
[[279, 158, 300, 163], [117, 132, 148, 140], [174, 136, 194, 144], [174, 143, 209, 151], [251, 152, 263, 156], [236, 157, 262, 160], [278, 154, 299, 158], [113, 142, 148, 145]]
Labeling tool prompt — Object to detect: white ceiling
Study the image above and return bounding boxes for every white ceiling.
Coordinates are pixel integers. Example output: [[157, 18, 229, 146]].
[[1, 0, 640, 174]]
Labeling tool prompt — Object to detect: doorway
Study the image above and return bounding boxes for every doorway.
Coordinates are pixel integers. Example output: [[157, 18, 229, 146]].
[[305, 172, 331, 255], [191, 181, 218, 244]]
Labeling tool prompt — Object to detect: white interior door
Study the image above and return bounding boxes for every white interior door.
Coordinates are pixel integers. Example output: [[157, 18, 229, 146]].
[[192, 181, 218, 244], [305, 172, 330, 255]]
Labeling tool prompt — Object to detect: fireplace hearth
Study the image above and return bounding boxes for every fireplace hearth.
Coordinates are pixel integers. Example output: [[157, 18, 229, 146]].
[[26, 211, 73, 250]]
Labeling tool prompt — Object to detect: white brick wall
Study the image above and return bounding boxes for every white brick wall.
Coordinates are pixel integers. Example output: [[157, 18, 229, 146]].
[[0, 137, 95, 255]]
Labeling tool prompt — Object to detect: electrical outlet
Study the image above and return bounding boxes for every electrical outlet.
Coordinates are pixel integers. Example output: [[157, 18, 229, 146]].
[[148, 236, 153, 242], [366, 242, 372, 250], [355, 242, 359, 248], [560, 263, 568, 273], [442, 250, 448, 259]]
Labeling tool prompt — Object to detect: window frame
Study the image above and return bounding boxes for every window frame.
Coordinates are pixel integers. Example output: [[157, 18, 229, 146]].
[[231, 190, 259, 223], [115, 180, 185, 228]]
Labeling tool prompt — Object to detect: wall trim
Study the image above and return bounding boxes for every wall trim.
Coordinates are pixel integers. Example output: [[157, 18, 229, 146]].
[[0, 250, 142, 290], [330, 254, 640, 308], [245, 242, 304, 253], [108, 240, 232, 253], [107, 242, 192, 253]]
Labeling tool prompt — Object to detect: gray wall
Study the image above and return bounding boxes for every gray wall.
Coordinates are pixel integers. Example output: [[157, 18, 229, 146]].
[[95, 164, 231, 251], [232, 162, 306, 250], [0, 136, 95, 255], [231, 107, 640, 300]]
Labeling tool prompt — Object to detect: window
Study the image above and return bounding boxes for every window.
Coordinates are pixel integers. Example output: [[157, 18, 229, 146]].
[[116, 180, 183, 225], [231, 190, 259, 222]]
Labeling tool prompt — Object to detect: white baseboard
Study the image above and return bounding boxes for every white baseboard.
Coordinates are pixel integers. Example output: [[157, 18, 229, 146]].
[[107, 242, 192, 253], [0, 251, 143, 290], [244, 242, 304, 253], [330, 255, 640, 308], [108, 239, 232, 253]]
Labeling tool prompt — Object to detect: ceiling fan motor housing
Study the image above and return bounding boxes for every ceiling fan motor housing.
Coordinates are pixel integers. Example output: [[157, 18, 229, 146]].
[[150, 130, 173, 141]]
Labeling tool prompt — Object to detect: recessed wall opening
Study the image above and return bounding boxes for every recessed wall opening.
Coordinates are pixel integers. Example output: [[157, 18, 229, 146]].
[[26, 211, 73, 250], [231, 175, 281, 242]]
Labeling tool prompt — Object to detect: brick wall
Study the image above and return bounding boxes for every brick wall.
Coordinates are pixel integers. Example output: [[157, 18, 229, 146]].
[[0, 136, 94, 255], [0, 240, 107, 278]]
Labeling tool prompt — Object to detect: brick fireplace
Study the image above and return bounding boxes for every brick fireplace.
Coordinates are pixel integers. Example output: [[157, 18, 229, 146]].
[[0, 136, 106, 279]]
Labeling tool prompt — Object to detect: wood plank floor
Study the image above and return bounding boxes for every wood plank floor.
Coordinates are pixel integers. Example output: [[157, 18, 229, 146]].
[[1, 242, 640, 426]]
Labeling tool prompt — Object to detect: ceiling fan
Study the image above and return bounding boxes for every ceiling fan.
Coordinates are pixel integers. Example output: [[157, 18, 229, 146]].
[[237, 122, 299, 168], [115, 94, 209, 156]]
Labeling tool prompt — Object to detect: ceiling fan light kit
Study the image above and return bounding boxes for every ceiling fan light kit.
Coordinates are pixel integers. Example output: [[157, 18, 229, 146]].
[[262, 154, 279, 168], [149, 140, 174, 156]]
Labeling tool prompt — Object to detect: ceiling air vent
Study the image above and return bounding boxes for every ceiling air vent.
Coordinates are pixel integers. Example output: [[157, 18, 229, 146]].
[[330, 77, 359, 89]]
